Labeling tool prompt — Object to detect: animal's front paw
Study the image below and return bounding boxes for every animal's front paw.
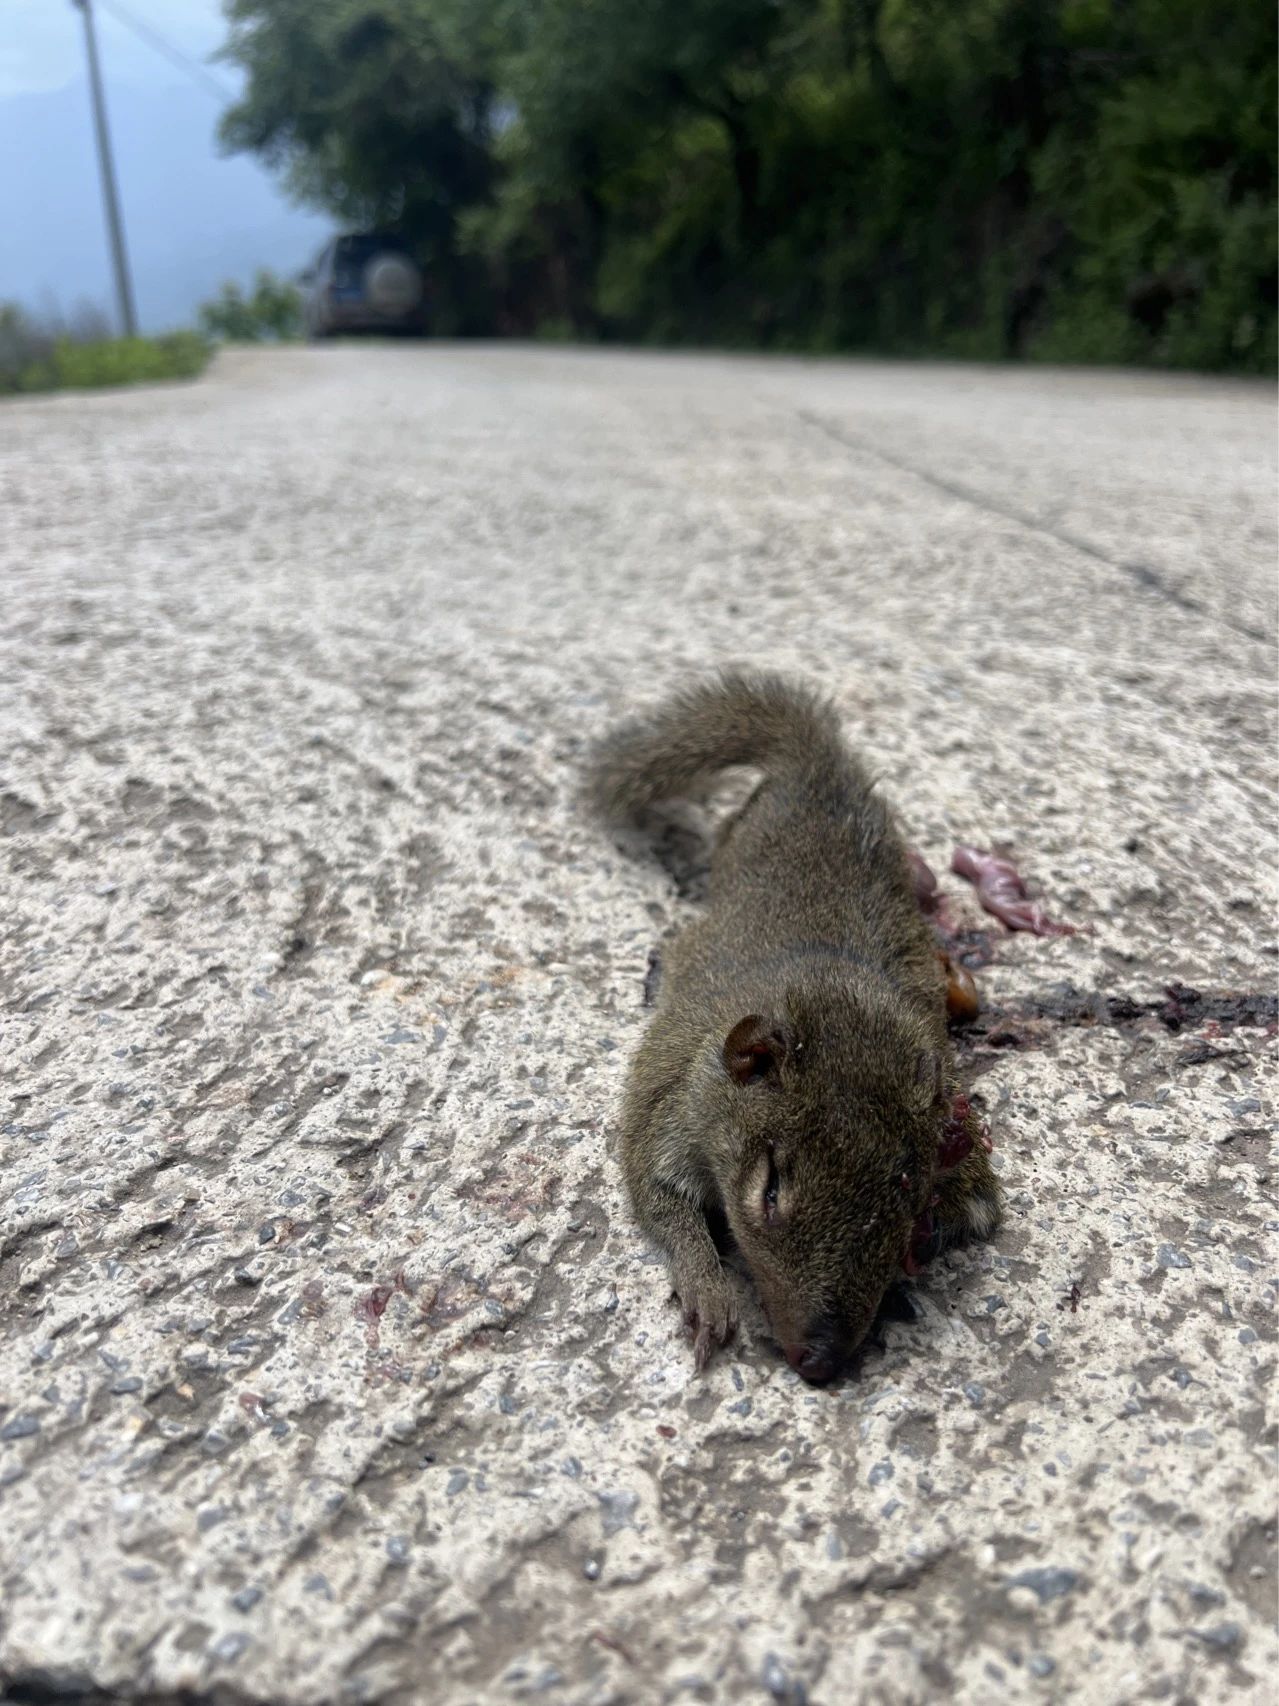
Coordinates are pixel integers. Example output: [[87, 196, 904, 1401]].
[[933, 1140, 1003, 1256], [675, 1272, 737, 1372], [908, 1098, 1002, 1274]]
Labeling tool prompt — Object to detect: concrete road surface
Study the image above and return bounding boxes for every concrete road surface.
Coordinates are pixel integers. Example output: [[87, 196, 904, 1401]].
[[1, 347, 1275, 1705]]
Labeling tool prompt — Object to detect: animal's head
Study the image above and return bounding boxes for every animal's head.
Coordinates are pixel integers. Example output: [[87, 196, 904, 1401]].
[[709, 985, 947, 1383]]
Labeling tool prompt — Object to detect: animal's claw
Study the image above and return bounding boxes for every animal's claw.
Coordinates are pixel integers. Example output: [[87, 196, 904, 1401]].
[[680, 1282, 737, 1372]]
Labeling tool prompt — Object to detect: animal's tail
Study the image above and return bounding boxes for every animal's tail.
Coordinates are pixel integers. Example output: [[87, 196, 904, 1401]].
[[589, 669, 849, 823]]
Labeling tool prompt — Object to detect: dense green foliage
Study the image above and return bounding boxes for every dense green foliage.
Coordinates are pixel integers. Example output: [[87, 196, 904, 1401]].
[[200, 269, 305, 341], [0, 305, 209, 396], [220, 0, 1277, 370]]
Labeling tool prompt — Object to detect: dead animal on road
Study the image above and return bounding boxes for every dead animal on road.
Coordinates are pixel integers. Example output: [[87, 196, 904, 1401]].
[[589, 670, 1002, 1384]]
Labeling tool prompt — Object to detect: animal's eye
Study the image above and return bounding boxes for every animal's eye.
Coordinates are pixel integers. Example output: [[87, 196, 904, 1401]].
[[762, 1150, 781, 1225]]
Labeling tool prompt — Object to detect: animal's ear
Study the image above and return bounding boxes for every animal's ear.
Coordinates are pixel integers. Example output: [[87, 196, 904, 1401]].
[[915, 1050, 945, 1103], [723, 1015, 788, 1086]]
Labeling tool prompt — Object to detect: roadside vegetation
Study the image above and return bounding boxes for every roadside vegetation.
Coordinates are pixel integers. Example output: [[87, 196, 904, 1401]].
[[198, 268, 304, 342], [0, 304, 208, 398], [219, 0, 1276, 372], [1, 266, 305, 399]]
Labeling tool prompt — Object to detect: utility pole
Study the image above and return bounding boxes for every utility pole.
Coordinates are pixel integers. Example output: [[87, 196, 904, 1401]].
[[71, 0, 138, 337]]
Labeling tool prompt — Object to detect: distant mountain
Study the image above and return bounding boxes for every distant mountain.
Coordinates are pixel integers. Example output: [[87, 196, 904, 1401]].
[[0, 79, 331, 332]]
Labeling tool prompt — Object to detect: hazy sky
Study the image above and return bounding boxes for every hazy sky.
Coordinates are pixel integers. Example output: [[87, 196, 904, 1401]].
[[2, 0, 229, 98], [1, 0, 331, 329]]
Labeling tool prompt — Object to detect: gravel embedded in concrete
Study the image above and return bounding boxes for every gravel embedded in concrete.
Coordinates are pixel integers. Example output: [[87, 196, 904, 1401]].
[[1, 346, 1275, 1704]]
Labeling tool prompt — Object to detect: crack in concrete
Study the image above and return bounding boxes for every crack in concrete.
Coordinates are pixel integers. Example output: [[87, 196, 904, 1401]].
[[797, 408, 1270, 646]]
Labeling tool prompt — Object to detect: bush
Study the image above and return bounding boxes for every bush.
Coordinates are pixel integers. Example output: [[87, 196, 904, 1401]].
[[0, 303, 210, 397], [42, 331, 209, 390], [199, 269, 304, 342], [220, 0, 1276, 372]]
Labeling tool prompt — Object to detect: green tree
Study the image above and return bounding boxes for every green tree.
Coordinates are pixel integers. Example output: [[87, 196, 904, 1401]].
[[220, 0, 499, 331], [218, 0, 1277, 370], [1029, 0, 1277, 370]]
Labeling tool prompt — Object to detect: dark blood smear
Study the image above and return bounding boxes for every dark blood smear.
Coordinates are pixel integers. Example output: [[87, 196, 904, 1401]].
[[903, 1212, 935, 1276], [355, 1271, 410, 1324], [903, 1095, 994, 1273], [936, 1102, 975, 1171], [356, 1286, 393, 1324]]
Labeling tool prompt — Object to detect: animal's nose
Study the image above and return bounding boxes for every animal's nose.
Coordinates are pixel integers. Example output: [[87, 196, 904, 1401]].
[[784, 1343, 837, 1385]]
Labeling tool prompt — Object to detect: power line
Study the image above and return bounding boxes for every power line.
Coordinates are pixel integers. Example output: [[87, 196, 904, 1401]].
[[95, 0, 236, 104]]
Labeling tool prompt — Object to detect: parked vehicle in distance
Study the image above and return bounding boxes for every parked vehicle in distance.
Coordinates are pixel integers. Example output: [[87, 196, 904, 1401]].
[[300, 234, 427, 337]]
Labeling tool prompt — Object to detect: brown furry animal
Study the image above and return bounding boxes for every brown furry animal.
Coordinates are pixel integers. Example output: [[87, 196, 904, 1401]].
[[590, 671, 1001, 1383]]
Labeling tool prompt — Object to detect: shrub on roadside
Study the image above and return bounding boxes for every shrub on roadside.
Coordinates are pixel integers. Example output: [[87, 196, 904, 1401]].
[[199, 269, 304, 342], [0, 303, 210, 397], [40, 331, 209, 390]]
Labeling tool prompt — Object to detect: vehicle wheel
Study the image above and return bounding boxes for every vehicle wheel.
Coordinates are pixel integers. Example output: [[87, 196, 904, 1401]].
[[363, 254, 423, 319]]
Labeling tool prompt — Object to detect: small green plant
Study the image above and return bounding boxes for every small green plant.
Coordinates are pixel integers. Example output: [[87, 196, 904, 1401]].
[[0, 303, 210, 397], [199, 269, 304, 342], [43, 331, 209, 390]]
